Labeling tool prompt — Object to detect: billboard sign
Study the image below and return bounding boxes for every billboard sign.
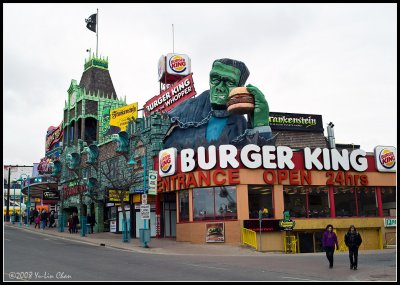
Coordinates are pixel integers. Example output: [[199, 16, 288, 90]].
[[45, 122, 63, 153], [109, 103, 138, 132], [144, 74, 196, 116], [269, 112, 324, 132]]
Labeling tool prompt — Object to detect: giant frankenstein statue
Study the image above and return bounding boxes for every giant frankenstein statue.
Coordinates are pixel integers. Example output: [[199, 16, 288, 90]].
[[163, 58, 273, 150]]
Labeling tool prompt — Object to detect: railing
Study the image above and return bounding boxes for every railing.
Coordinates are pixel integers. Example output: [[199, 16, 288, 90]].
[[241, 228, 257, 249]]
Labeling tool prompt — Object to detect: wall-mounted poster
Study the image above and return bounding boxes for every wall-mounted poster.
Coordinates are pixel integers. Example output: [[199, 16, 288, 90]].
[[110, 220, 117, 233], [205, 222, 225, 243]]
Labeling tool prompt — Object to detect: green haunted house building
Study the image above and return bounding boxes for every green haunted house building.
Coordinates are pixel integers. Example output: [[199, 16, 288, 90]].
[[59, 54, 126, 232]]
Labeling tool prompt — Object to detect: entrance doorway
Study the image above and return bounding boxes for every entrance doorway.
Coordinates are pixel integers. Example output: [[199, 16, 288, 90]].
[[163, 193, 176, 237], [297, 231, 324, 253]]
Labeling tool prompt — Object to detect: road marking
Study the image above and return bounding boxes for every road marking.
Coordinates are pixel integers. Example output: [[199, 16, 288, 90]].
[[281, 276, 316, 281], [4, 238, 11, 241], [186, 263, 230, 270]]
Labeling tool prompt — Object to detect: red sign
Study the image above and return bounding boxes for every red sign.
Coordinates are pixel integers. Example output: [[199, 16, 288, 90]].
[[62, 184, 86, 199], [45, 122, 63, 152], [144, 74, 196, 116]]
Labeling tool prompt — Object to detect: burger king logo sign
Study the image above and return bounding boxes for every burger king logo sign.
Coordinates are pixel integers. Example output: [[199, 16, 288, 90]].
[[159, 148, 177, 177], [374, 146, 396, 172], [169, 55, 187, 73], [166, 53, 191, 76]]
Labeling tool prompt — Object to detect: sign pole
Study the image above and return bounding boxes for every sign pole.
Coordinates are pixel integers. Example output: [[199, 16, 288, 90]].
[[258, 210, 262, 252]]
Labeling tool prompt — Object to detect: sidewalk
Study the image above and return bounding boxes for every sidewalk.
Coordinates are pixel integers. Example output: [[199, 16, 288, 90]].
[[5, 222, 396, 258], [5, 222, 267, 256]]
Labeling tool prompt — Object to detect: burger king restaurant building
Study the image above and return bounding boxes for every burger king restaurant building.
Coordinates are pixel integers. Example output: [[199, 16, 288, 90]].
[[156, 144, 396, 253]]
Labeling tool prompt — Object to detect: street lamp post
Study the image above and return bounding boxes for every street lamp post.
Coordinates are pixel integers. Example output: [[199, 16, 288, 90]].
[[12, 182, 16, 224], [142, 155, 149, 248], [128, 151, 149, 247], [19, 186, 22, 227], [19, 174, 30, 228]]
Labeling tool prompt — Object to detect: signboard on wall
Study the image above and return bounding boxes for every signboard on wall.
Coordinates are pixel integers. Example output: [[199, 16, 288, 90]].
[[110, 220, 117, 232], [374, 146, 396, 173], [384, 218, 396, 227], [159, 148, 177, 177], [109, 103, 138, 132], [206, 222, 225, 243], [108, 190, 129, 202], [43, 191, 60, 201], [269, 112, 324, 132]]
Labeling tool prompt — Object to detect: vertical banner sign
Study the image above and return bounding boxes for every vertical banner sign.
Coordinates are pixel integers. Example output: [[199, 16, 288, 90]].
[[148, 170, 158, 195]]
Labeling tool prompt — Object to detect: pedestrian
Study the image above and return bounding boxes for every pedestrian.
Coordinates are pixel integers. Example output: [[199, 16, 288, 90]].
[[322, 224, 339, 268], [72, 213, 79, 233], [22, 211, 27, 225], [49, 211, 55, 228], [32, 208, 39, 225], [40, 209, 47, 230], [345, 225, 362, 270], [88, 213, 96, 234], [67, 215, 73, 234], [34, 215, 41, 228]]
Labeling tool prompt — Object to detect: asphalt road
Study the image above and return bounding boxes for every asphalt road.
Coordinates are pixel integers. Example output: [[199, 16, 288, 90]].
[[4, 226, 396, 281]]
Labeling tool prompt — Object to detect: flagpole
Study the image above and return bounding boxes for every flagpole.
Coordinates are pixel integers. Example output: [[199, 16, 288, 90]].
[[96, 8, 99, 57]]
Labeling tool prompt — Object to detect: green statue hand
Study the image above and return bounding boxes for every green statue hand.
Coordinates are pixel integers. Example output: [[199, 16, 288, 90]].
[[246, 84, 270, 128]]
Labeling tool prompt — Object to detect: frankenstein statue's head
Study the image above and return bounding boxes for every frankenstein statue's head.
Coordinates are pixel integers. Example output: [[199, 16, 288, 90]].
[[209, 58, 250, 109]]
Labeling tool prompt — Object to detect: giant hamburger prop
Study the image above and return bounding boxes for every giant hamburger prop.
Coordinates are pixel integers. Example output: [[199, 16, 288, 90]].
[[226, 87, 255, 115]]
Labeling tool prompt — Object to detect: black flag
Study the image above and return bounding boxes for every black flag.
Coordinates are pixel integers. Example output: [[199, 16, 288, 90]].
[[85, 13, 97, 33]]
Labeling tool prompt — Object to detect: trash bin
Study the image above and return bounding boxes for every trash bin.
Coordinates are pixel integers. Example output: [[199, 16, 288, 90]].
[[139, 228, 150, 248], [86, 224, 91, 234]]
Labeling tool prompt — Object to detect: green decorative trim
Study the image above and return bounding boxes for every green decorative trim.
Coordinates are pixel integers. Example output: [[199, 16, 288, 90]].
[[84, 54, 109, 71]]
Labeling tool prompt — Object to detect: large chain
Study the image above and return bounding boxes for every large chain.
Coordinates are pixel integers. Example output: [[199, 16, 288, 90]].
[[170, 110, 277, 145], [170, 110, 213, 129], [231, 129, 252, 143]]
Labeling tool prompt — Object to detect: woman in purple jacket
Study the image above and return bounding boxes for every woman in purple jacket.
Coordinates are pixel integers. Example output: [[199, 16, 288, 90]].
[[322, 224, 339, 268]]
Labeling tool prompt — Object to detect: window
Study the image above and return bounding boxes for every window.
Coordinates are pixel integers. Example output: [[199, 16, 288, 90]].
[[179, 190, 189, 222], [307, 188, 330, 218], [334, 187, 378, 217], [284, 186, 329, 218], [334, 187, 357, 217], [357, 187, 378, 217], [381, 187, 396, 216], [248, 185, 274, 219], [193, 186, 237, 221]]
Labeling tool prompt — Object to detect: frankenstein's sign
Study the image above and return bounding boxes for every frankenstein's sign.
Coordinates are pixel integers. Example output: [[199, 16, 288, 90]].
[[269, 112, 323, 132]]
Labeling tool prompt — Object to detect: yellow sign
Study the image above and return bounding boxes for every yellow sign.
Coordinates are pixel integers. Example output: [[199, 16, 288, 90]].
[[109, 103, 138, 132], [108, 190, 129, 202]]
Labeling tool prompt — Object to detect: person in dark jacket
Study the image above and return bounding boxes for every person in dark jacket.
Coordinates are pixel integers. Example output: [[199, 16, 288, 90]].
[[322, 224, 339, 268], [344, 225, 362, 270], [72, 213, 79, 233]]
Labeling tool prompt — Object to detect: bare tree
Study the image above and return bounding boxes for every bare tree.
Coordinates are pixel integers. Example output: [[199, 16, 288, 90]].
[[100, 155, 142, 241]]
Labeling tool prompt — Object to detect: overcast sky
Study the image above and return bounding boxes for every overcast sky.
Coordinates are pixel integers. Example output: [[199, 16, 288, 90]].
[[4, 3, 397, 166]]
